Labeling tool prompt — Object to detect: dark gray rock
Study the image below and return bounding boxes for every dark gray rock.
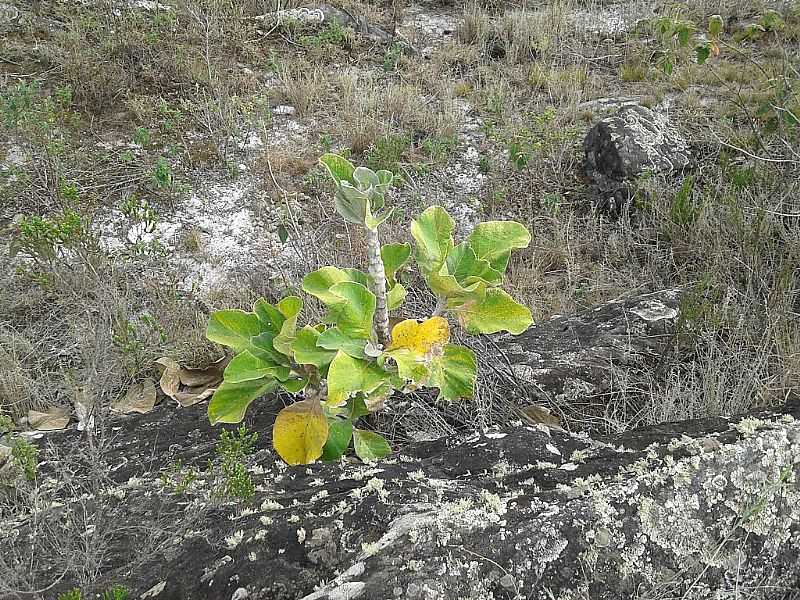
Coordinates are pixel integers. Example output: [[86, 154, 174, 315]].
[[493, 288, 682, 413], [585, 104, 692, 213], [5, 290, 800, 600]]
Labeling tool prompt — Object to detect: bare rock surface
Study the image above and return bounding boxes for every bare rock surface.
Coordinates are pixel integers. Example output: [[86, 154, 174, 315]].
[[497, 288, 682, 410], [11, 379, 800, 600], [585, 104, 693, 213], [6, 289, 800, 599], [254, 4, 393, 41]]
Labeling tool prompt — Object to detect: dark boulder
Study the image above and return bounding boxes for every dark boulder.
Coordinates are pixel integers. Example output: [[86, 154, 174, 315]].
[[585, 104, 692, 213]]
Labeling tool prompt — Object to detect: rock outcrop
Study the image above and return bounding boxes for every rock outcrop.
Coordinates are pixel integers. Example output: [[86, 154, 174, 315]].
[[254, 4, 393, 41], [494, 287, 682, 410], [4, 290, 799, 600], [584, 104, 693, 213]]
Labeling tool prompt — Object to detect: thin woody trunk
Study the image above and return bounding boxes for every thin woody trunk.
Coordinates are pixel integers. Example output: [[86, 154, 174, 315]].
[[365, 228, 390, 347]]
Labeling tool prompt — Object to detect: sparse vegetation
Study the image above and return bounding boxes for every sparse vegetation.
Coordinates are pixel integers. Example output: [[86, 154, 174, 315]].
[[214, 425, 258, 501], [1, 0, 798, 594]]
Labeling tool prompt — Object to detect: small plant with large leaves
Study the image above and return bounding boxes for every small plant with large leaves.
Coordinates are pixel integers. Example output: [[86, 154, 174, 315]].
[[205, 153, 533, 465]]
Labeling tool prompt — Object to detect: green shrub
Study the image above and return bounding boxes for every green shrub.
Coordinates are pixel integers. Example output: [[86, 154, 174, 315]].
[[11, 438, 38, 481], [204, 154, 533, 465], [215, 426, 257, 501], [365, 134, 411, 172]]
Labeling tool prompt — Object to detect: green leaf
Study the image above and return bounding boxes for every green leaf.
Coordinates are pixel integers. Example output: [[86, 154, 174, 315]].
[[429, 344, 477, 401], [364, 202, 393, 231], [272, 399, 329, 465], [454, 288, 533, 335], [446, 242, 501, 284], [467, 221, 531, 274], [316, 327, 367, 359], [381, 242, 411, 286], [273, 296, 303, 357], [277, 223, 289, 243], [353, 429, 391, 462], [677, 24, 691, 46], [353, 166, 379, 188], [411, 206, 454, 276], [374, 170, 394, 197], [293, 326, 337, 368], [248, 331, 289, 365], [696, 43, 711, 65], [207, 310, 262, 352], [208, 378, 277, 425], [347, 396, 370, 419], [343, 268, 371, 288], [320, 153, 355, 185], [280, 377, 309, 393], [253, 299, 285, 335], [326, 351, 389, 406], [335, 183, 370, 225], [326, 282, 376, 339], [321, 418, 353, 461], [302, 267, 352, 305], [224, 350, 289, 383], [387, 282, 407, 311], [708, 14, 723, 37], [428, 270, 486, 303]]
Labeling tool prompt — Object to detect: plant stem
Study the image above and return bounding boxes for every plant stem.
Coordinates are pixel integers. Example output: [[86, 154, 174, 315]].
[[432, 297, 447, 317], [365, 227, 390, 347]]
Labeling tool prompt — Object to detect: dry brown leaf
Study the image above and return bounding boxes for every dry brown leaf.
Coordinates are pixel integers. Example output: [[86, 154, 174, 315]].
[[155, 357, 182, 401], [28, 406, 71, 431], [155, 357, 222, 407], [178, 356, 227, 388], [174, 387, 216, 407], [519, 404, 563, 429], [113, 378, 158, 414]]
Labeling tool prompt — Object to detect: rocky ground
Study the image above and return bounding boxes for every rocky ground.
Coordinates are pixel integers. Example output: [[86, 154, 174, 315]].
[[1, 0, 799, 598]]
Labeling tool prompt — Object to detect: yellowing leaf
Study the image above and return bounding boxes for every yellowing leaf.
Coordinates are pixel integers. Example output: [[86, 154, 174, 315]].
[[389, 316, 449, 355], [384, 348, 429, 385], [272, 400, 329, 465], [453, 288, 533, 335], [429, 344, 477, 401]]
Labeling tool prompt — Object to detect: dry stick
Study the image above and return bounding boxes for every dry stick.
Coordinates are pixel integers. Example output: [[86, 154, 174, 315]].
[[365, 227, 390, 347]]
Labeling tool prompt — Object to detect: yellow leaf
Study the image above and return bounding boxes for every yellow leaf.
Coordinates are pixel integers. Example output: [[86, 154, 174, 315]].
[[272, 400, 329, 465], [389, 316, 449, 355]]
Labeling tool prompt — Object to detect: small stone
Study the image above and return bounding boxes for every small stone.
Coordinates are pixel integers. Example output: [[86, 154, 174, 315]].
[[594, 527, 611, 548], [231, 588, 248, 600], [273, 105, 296, 116], [141, 581, 166, 598], [499, 574, 516, 589]]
